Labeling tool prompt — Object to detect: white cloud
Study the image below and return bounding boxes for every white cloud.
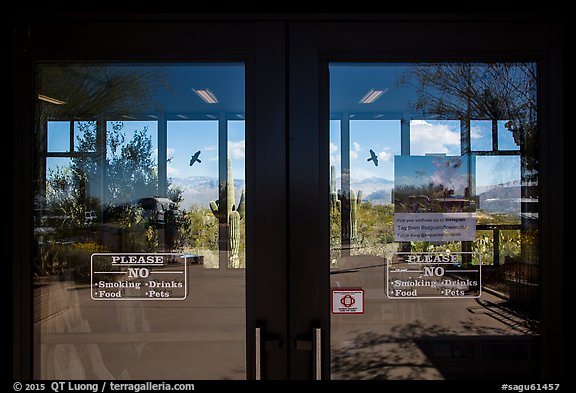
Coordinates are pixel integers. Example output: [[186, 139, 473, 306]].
[[352, 167, 379, 180], [228, 140, 245, 160], [167, 163, 179, 176], [378, 150, 392, 161], [410, 120, 460, 155], [203, 145, 217, 152], [470, 125, 482, 139], [330, 142, 341, 167], [330, 142, 339, 154], [350, 142, 362, 161]]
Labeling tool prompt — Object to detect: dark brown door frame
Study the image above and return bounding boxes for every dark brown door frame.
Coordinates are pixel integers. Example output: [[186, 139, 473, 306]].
[[12, 13, 563, 380], [11, 17, 289, 380], [286, 17, 563, 379]]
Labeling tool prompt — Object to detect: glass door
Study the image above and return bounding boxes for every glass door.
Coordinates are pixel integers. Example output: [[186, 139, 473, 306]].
[[13, 16, 562, 381], [285, 20, 559, 380], [34, 63, 249, 379], [19, 20, 289, 380], [328, 62, 540, 379]]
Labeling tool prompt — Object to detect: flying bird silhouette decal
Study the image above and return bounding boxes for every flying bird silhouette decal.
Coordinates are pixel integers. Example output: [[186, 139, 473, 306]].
[[189, 151, 202, 166], [367, 149, 379, 166]]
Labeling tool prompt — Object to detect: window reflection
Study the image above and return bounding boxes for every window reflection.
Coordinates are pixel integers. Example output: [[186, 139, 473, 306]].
[[329, 62, 539, 380], [47, 121, 71, 152], [498, 120, 521, 151], [470, 120, 493, 151], [476, 155, 521, 223], [410, 120, 460, 156], [34, 63, 246, 380]]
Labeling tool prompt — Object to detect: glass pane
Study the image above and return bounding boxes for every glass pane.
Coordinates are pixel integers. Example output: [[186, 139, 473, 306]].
[[470, 120, 492, 151], [167, 120, 219, 210], [410, 120, 461, 156], [74, 121, 97, 153], [47, 121, 70, 152], [476, 155, 521, 224], [498, 120, 521, 151], [34, 63, 246, 380], [329, 62, 538, 380]]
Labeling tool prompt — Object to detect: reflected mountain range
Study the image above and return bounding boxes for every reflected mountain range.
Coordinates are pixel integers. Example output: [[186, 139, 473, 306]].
[[171, 176, 244, 211], [477, 180, 522, 214], [172, 176, 522, 214]]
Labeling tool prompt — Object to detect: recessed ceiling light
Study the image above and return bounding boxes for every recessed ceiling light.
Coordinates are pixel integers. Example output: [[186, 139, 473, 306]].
[[359, 88, 388, 104], [38, 94, 66, 105], [192, 88, 219, 104]]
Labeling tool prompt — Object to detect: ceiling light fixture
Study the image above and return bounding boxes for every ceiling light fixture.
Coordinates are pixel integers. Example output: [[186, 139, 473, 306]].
[[38, 94, 66, 105], [192, 88, 219, 104], [359, 88, 388, 104]]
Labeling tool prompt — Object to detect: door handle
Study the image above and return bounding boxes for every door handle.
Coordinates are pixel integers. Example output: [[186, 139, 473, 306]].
[[255, 327, 262, 380], [255, 327, 282, 380], [313, 328, 322, 380], [295, 327, 322, 380]]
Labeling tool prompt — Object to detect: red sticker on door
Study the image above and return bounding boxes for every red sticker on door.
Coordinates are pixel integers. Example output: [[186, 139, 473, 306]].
[[331, 288, 365, 314]]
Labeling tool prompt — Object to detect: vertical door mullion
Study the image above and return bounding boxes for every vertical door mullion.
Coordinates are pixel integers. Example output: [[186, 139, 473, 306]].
[[247, 22, 289, 380], [287, 22, 330, 380]]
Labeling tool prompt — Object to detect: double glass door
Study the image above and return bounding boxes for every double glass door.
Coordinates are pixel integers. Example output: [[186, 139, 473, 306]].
[[23, 20, 546, 380]]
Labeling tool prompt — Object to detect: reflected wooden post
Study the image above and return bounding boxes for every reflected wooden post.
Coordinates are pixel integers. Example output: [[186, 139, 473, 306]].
[[157, 114, 167, 197], [340, 112, 350, 257], [399, 114, 411, 252], [460, 117, 472, 264], [157, 115, 168, 252], [218, 112, 229, 269], [493, 228, 500, 267], [96, 119, 107, 208], [35, 119, 47, 224]]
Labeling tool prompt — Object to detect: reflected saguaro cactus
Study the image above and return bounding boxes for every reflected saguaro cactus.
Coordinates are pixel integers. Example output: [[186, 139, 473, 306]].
[[210, 159, 245, 268], [350, 189, 362, 241], [330, 165, 362, 249], [342, 189, 361, 242], [331, 165, 341, 214]]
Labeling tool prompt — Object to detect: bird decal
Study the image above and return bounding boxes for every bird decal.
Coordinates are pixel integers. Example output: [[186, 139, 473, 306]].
[[367, 149, 379, 166], [189, 151, 202, 166]]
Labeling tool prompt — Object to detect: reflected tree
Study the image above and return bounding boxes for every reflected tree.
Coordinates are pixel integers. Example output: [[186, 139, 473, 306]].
[[398, 63, 537, 171], [37, 64, 166, 121], [398, 62, 539, 268], [37, 65, 174, 225], [332, 318, 536, 380]]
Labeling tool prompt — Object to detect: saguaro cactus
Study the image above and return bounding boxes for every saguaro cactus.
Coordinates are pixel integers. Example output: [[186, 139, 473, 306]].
[[210, 159, 245, 268], [330, 165, 341, 213], [349, 190, 356, 240], [342, 188, 362, 241], [330, 165, 362, 247]]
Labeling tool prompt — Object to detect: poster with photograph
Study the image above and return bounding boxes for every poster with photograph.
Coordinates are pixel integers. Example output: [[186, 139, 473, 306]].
[[394, 155, 476, 241]]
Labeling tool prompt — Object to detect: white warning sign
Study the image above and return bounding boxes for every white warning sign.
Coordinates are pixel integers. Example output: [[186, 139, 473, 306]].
[[331, 288, 365, 314], [91, 253, 188, 301]]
